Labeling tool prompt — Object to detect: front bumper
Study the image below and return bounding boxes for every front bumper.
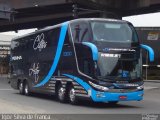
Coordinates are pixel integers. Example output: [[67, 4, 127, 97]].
[[90, 90, 144, 102]]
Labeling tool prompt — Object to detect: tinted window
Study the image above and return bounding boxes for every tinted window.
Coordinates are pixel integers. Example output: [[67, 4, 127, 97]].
[[91, 21, 138, 43], [97, 52, 142, 79], [71, 22, 90, 42], [46, 27, 61, 47]]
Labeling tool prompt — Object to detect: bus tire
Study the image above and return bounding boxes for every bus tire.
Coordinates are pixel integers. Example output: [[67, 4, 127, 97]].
[[24, 81, 30, 96], [19, 81, 24, 95], [57, 84, 67, 103], [68, 85, 78, 105]]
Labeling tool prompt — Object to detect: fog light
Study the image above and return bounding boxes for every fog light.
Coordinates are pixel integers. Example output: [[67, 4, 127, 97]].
[[96, 92, 105, 98]]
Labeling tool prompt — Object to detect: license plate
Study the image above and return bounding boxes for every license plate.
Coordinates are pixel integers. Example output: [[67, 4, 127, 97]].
[[119, 95, 127, 100]]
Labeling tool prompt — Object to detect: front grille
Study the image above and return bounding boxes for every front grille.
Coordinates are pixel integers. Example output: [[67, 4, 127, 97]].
[[120, 52, 138, 60], [108, 88, 138, 93]]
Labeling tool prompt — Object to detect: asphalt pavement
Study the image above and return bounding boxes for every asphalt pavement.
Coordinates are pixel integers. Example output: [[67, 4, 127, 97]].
[[0, 76, 160, 119]]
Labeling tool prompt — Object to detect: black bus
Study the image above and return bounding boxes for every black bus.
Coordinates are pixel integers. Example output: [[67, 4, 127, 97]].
[[10, 18, 154, 104]]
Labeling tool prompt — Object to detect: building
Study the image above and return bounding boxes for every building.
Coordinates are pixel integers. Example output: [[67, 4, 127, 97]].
[[0, 34, 16, 74], [136, 27, 160, 79]]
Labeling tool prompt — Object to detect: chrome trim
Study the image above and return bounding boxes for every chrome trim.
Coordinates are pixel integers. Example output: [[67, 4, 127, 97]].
[[69, 24, 93, 80], [89, 81, 109, 91]]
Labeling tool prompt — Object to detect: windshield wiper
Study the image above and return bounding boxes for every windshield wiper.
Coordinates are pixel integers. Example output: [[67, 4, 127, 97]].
[[97, 76, 116, 80], [97, 75, 132, 81]]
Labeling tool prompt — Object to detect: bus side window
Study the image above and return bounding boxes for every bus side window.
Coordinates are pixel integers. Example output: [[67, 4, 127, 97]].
[[17, 38, 28, 52], [10, 65, 13, 74], [41, 62, 50, 75], [84, 60, 89, 75], [64, 32, 70, 45], [83, 60, 92, 76], [71, 22, 90, 43], [46, 27, 61, 47]]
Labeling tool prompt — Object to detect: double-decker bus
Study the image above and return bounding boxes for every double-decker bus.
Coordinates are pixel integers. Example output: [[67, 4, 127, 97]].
[[10, 18, 154, 104]]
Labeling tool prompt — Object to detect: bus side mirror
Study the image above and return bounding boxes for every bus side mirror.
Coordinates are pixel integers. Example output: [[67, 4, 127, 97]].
[[140, 44, 154, 62], [82, 42, 98, 61]]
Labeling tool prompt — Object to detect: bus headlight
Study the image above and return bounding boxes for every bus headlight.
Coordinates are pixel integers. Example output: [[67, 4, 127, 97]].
[[89, 81, 109, 91], [137, 85, 144, 90]]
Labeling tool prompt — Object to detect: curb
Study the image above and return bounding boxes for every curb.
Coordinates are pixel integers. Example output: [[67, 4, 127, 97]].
[[144, 80, 160, 83]]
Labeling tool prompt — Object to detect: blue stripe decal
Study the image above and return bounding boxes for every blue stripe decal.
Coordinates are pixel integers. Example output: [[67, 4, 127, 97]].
[[62, 74, 98, 101], [82, 42, 98, 61], [34, 22, 68, 87], [63, 74, 143, 102], [63, 74, 91, 91], [140, 44, 154, 62]]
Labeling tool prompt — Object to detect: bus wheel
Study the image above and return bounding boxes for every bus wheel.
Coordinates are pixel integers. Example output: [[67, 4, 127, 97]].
[[57, 84, 67, 103], [24, 82, 30, 96], [68, 86, 78, 104], [19, 81, 24, 94]]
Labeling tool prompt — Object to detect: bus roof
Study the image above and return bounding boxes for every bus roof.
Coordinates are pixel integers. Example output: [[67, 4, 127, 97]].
[[12, 18, 129, 41]]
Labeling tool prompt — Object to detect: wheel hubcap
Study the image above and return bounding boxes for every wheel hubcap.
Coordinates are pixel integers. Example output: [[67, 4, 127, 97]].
[[25, 84, 28, 94], [69, 88, 75, 102], [58, 87, 65, 101], [19, 83, 23, 93]]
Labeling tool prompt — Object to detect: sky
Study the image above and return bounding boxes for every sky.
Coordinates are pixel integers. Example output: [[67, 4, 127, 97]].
[[0, 12, 160, 36], [123, 12, 160, 27]]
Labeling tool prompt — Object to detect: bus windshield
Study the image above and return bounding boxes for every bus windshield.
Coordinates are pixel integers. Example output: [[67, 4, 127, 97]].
[[91, 21, 138, 43], [97, 52, 142, 80]]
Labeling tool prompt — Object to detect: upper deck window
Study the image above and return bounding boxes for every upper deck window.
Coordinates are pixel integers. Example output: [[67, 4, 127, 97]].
[[91, 21, 138, 43], [70, 21, 90, 43]]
